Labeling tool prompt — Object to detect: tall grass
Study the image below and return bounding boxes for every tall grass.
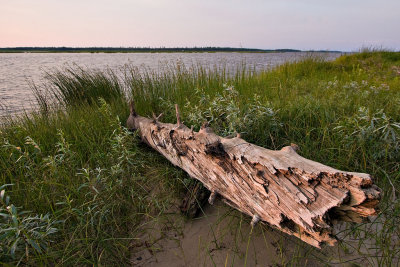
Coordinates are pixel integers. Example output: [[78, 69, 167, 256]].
[[1, 51, 399, 265], [36, 66, 125, 110], [0, 100, 186, 265]]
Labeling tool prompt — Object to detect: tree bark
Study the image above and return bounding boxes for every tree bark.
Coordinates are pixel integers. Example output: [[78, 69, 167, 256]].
[[127, 103, 381, 248]]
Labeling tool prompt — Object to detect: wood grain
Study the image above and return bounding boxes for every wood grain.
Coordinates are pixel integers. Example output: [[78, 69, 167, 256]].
[[127, 102, 381, 248]]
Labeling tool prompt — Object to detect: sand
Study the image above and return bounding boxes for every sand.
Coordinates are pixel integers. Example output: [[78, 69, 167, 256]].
[[129, 200, 343, 266]]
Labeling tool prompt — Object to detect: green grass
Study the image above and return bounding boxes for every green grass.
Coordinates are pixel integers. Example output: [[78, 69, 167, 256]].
[[1, 51, 400, 265]]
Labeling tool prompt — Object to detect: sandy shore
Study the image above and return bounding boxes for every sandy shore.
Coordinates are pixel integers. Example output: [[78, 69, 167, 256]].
[[129, 199, 344, 266]]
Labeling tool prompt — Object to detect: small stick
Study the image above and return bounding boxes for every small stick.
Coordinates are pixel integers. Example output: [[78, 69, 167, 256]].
[[250, 214, 260, 227], [208, 191, 218, 205], [156, 113, 163, 121], [175, 104, 181, 126], [152, 112, 163, 122], [129, 100, 137, 117], [236, 132, 241, 138], [290, 143, 299, 152]]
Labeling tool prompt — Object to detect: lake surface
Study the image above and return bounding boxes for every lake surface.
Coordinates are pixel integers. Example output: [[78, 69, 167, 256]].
[[0, 52, 341, 117]]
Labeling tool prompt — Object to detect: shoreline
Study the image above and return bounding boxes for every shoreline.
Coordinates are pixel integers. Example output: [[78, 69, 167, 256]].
[[0, 47, 343, 54]]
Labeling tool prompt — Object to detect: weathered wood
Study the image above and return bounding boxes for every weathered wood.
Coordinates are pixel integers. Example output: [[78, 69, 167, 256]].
[[127, 102, 381, 248]]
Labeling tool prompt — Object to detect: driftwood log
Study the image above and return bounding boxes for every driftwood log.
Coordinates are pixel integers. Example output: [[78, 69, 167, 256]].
[[127, 103, 381, 248]]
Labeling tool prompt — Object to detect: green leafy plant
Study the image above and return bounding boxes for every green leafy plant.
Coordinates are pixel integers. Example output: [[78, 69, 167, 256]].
[[335, 107, 400, 160], [177, 85, 281, 137], [0, 184, 58, 264]]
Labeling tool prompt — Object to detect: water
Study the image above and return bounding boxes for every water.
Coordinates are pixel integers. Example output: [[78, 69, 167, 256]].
[[0, 52, 341, 116]]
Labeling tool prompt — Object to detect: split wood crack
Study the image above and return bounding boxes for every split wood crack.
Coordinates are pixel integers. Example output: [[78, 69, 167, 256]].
[[127, 102, 381, 248]]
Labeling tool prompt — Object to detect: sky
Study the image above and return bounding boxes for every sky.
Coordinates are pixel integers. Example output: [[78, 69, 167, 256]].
[[1, 0, 399, 51]]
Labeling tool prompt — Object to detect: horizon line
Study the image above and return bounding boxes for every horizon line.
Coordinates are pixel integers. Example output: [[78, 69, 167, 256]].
[[0, 46, 345, 53]]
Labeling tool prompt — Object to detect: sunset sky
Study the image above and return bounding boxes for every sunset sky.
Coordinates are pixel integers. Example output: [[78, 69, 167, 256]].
[[1, 0, 399, 51]]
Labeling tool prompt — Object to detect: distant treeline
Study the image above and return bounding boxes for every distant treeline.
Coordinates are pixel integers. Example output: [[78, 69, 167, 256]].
[[0, 47, 314, 53]]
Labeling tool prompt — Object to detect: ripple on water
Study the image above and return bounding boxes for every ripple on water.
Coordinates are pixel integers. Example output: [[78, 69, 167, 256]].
[[0, 52, 341, 117]]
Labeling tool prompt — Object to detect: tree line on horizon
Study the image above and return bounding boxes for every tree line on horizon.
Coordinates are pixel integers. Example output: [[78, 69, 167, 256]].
[[0, 46, 310, 53]]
